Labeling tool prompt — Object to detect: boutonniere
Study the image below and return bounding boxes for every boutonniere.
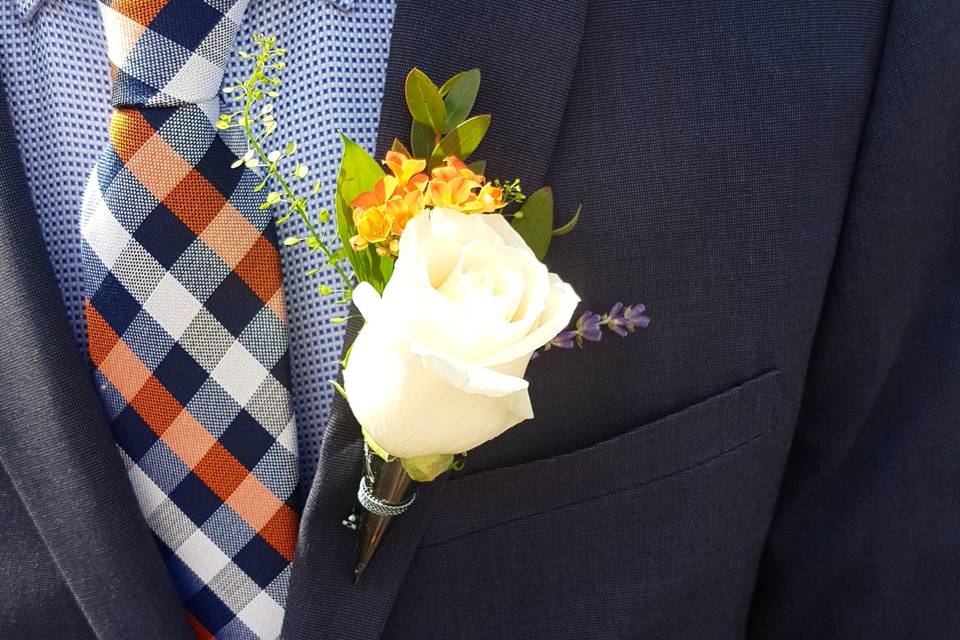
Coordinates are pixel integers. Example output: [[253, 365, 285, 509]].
[[224, 35, 649, 580]]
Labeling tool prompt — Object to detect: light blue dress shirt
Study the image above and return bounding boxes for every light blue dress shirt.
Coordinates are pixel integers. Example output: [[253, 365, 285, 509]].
[[0, 0, 396, 488]]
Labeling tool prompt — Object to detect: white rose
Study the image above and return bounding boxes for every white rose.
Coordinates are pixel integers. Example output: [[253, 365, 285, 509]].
[[342, 207, 580, 467]]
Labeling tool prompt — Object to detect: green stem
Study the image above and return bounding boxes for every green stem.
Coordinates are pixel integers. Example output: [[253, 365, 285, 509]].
[[240, 55, 353, 292]]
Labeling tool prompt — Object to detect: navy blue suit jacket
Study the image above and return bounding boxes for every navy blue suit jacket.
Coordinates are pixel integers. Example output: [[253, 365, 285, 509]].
[[0, 1, 958, 638]]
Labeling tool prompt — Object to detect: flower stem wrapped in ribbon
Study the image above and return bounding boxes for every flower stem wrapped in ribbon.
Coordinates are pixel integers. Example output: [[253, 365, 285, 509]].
[[229, 42, 648, 581]]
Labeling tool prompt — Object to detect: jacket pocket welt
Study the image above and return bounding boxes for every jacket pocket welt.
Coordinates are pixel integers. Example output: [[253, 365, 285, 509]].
[[421, 369, 781, 547]]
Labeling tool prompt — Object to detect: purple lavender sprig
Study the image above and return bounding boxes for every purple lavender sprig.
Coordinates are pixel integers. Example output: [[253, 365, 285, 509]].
[[545, 303, 650, 351]]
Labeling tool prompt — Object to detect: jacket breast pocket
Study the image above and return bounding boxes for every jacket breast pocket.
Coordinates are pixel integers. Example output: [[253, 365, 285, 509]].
[[387, 370, 787, 640]]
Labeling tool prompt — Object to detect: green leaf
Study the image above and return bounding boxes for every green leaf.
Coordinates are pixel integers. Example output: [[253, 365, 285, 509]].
[[429, 114, 491, 169], [404, 68, 445, 131], [440, 69, 480, 134], [410, 120, 436, 159], [400, 454, 455, 482], [552, 204, 582, 236], [391, 138, 412, 157], [335, 133, 384, 287], [511, 186, 554, 260], [467, 160, 487, 175], [438, 71, 466, 97], [378, 253, 394, 283]]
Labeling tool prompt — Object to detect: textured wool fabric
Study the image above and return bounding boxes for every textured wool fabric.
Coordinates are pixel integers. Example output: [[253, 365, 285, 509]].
[[0, 0, 397, 490], [81, 0, 300, 636], [1, 1, 959, 639], [286, 1, 960, 638], [0, 78, 193, 640], [747, 2, 960, 636]]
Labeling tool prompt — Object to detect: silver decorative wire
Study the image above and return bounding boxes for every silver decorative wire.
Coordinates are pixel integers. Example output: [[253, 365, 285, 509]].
[[357, 474, 416, 517]]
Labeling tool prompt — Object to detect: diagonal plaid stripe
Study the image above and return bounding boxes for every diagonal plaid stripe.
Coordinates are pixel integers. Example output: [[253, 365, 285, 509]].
[[81, 1, 297, 637]]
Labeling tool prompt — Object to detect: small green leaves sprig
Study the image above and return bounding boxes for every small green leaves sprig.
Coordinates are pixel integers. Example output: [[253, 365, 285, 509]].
[[401, 68, 581, 260], [218, 33, 354, 302], [223, 36, 582, 300], [404, 68, 487, 170], [338, 65, 582, 277]]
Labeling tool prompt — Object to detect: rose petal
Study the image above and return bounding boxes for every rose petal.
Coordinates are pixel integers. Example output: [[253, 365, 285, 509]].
[[343, 206, 581, 460]]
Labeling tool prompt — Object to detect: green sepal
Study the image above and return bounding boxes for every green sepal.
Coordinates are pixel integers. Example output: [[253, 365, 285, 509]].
[[511, 186, 554, 260], [361, 430, 455, 482], [552, 204, 582, 236], [429, 114, 491, 170], [400, 454, 456, 482], [439, 69, 481, 134], [361, 428, 394, 462], [404, 68, 446, 131], [335, 133, 391, 292]]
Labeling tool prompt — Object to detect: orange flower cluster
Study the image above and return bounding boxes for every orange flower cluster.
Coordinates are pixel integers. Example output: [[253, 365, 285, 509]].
[[427, 156, 506, 214], [350, 151, 506, 256]]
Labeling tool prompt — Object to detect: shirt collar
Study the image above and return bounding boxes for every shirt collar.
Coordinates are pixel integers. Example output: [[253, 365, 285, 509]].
[[18, 0, 355, 23]]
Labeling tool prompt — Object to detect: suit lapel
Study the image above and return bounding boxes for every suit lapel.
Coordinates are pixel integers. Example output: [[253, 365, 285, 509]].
[[283, 0, 589, 637], [0, 82, 193, 639]]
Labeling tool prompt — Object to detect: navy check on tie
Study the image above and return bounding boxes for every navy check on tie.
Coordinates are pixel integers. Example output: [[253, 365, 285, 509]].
[[80, 0, 299, 637]]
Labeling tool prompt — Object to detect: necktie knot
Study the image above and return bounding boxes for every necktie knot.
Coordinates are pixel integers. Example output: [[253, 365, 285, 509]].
[[99, 0, 249, 108]]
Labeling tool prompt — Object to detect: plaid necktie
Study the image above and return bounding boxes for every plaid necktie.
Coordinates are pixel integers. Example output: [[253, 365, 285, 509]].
[[80, 1, 299, 637]]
